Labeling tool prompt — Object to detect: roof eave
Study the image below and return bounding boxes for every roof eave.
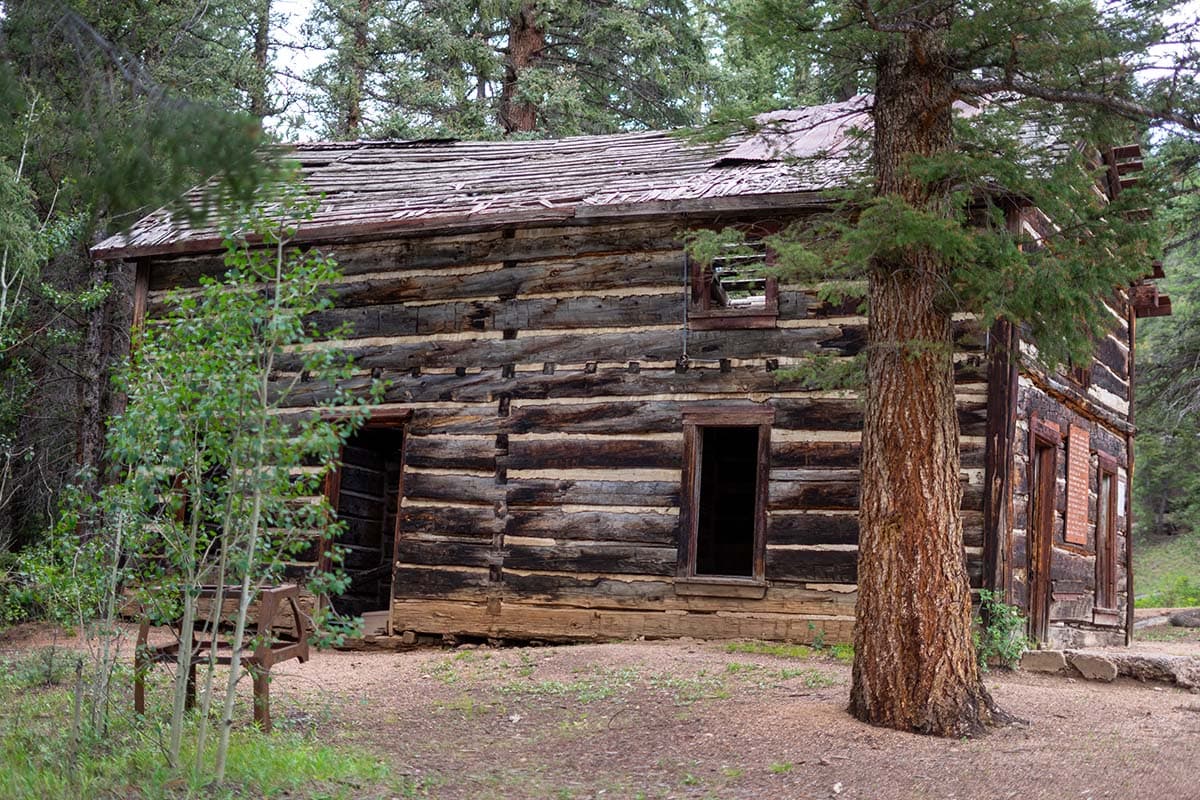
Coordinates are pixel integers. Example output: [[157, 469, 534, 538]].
[[90, 190, 835, 261]]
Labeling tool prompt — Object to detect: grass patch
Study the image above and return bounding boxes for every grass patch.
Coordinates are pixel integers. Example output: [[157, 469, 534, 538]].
[[725, 641, 813, 659], [1134, 528, 1200, 607], [725, 639, 855, 663], [769, 761, 793, 774], [0, 650, 403, 800]]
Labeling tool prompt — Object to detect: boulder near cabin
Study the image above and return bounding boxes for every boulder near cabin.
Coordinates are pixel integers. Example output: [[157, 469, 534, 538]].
[[94, 97, 1170, 651]]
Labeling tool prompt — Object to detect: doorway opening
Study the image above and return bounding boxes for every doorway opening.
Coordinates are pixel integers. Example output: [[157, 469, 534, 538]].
[[1028, 428, 1059, 644], [328, 427, 404, 617], [695, 426, 760, 578]]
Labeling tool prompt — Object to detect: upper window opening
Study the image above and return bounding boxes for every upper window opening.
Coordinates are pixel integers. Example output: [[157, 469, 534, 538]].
[[688, 238, 778, 330]]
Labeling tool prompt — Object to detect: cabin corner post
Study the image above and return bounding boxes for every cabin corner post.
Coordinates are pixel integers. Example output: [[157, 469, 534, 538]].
[[981, 319, 1018, 600], [1125, 307, 1136, 645]]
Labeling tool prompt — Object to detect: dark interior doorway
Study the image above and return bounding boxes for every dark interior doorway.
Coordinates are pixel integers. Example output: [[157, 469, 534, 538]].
[[695, 426, 760, 577], [1028, 438, 1057, 644], [330, 427, 404, 616]]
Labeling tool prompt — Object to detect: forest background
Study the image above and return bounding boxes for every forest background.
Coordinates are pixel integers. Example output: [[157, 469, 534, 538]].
[[0, 0, 1197, 612]]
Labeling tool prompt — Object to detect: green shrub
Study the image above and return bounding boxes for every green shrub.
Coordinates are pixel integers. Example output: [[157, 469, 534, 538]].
[[972, 589, 1032, 671], [1136, 575, 1200, 608]]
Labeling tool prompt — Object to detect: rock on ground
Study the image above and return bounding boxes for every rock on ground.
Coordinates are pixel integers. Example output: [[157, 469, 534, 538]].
[[1019, 650, 1066, 673], [1066, 652, 1118, 682], [1169, 609, 1200, 628]]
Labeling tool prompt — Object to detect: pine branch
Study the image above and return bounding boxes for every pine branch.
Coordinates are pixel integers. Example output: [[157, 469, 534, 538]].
[[953, 77, 1200, 133]]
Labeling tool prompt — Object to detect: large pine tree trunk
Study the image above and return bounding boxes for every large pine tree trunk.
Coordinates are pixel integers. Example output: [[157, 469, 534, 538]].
[[849, 28, 1004, 736], [499, 2, 543, 134], [248, 0, 272, 119]]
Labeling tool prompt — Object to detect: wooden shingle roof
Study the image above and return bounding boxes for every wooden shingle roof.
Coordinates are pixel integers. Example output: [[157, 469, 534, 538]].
[[93, 97, 873, 260]]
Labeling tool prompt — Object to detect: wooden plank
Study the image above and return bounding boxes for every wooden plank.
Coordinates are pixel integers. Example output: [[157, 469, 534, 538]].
[[767, 512, 858, 545], [506, 509, 680, 545]]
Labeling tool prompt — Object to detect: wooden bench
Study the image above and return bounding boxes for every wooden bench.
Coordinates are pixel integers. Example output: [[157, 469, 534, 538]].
[[134, 584, 309, 732]]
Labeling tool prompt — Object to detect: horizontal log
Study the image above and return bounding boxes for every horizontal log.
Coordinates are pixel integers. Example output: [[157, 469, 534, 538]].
[[308, 291, 688, 339], [334, 492, 386, 522], [506, 478, 680, 508], [500, 572, 672, 606], [395, 538, 498, 568], [768, 513, 858, 546], [405, 436, 497, 472], [277, 326, 866, 373], [403, 472, 502, 505], [278, 358, 986, 409], [506, 509, 679, 545], [398, 506, 504, 537], [769, 478, 985, 511], [337, 463, 391, 497], [502, 543, 678, 576], [392, 566, 489, 598], [336, 516, 389, 550], [331, 251, 684, 308], [504, 438, 681, 470], [391, 598, 855, 644], [766, 548, 858, 583], [408, 407, 500, 436]]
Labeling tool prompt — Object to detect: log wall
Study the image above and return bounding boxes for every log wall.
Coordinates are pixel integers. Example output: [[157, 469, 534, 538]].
[[143, 218, 992, 645]]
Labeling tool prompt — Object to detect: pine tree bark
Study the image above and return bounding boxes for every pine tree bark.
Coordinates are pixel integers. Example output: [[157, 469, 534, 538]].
[[248, 0, 272, 119], [76, 257, 113, 529], [849, 24, 1006, 736], [499, 2, 544, 134], [342, 0, 369, 137]]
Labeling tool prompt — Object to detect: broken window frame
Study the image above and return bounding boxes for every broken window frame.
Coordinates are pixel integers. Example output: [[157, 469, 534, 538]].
[[677, 406, 773, 593], [686, 235, 780, 331]]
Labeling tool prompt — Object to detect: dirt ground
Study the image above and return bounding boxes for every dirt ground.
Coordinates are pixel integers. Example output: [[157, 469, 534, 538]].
[[6, 623, 1200, 800]]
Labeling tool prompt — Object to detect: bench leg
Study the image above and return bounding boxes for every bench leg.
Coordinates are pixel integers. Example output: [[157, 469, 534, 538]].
[[252, 669, 271, 733]]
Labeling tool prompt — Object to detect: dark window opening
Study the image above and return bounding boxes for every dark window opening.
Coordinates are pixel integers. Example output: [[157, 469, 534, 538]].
[[695, 426, 760, 577], [330, 427, 404, 615]]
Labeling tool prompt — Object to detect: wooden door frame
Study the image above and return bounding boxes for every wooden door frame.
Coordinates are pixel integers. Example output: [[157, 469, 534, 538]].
[[320, 408, 411, 634], [1028, 415, 1061, 645]]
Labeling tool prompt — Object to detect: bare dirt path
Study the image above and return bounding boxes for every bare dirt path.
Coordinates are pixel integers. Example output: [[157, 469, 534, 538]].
[[264, 638, 1200, 800], [6, 622, 1199, 799]]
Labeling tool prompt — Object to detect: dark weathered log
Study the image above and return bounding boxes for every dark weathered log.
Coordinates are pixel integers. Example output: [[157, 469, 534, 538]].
[[502, 543, 677, 575], [506, 509, 679, 545], [403, 472, 502, 504], [507, 400, 685, 435], [408, 407, 501, 436], [395, 538, 498, 567], [506, 478, 680, 507], [766, 548, 858, 583], [504, 438, 681, 470], [768, 512, 859, 545], [398, 505, 504, 537], [500, 571, 673, 605], [405, 435, 497, 472], [277, 326, 865, 373], [767, 480, 860, 510], [392, 566, 490, 597]]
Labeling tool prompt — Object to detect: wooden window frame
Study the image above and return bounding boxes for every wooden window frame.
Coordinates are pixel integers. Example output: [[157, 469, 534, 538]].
[[1094, 452, 1120, 621], [686, 239, 779, 331], [1027, 415, 1061, 644], [677, 405, 773, 594]]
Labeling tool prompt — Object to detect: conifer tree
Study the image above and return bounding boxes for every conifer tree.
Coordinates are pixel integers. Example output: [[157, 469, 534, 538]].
[[725, 0, 1200, 735], [303, 0, 713, 139]]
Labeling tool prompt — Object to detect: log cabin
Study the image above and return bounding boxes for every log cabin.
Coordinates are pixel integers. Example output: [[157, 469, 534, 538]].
[[93, 96, 1170, 650]]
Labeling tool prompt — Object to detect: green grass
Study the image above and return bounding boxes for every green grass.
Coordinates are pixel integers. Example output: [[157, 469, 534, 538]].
[[0, 649, 406, 800], [724, 639, 854, 663], [1134, 528, 1200, 607]]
